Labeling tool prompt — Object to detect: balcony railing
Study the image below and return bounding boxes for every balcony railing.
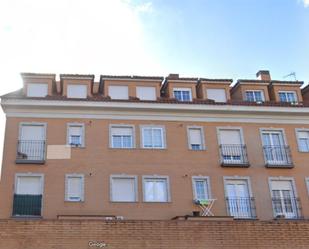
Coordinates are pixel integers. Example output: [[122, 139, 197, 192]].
[[16, 140, 46, 164], [225, 197, 256, 219], [219, 144, 249, 167], [272, 197, 302, 219], [12, 194, 42, 217], [263, 145, 293, 167]]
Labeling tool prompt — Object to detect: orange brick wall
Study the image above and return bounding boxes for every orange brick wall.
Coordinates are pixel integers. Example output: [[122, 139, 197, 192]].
[[0, 219, 308, 249]]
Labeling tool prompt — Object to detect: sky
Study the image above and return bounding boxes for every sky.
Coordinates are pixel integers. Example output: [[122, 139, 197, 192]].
[[0, 0, 308, 165]]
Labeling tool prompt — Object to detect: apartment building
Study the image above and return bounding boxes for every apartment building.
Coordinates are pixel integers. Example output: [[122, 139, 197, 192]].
[[0, 70, 309, 221]]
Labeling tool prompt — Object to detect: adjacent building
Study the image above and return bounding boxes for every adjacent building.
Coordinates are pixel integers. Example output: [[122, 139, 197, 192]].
[[0, 70, 309, 221]]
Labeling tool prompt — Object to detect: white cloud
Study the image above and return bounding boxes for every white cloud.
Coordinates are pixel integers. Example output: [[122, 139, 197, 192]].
[[303, 0, 309, 7]]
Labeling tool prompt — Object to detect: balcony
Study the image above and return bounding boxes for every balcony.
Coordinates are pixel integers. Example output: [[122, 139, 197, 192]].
[[272, 197, 302, 219], [16, 140, 46, 164], [219, 144, 249, 167], [263, 145, 293, 168], [12, 194, 42, 217], [225, 197, 256, 219]]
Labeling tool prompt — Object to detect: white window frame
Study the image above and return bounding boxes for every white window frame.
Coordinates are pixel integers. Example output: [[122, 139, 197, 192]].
[[109, 124, 135, 149], [136, 86, 157, 101], [27, 83, 48, 97], [216, 127, 245, 145], [140, 125, 166, 149], [65, 174, 85, 202], [173, 88, 192, 101], [67, 123, 85, 147], [67, 84, 87, 99], [223, 176, 253, 197], [108, 85, 129, 100], [142, 175, 171, 203], [19, 122, 47, 140], [187, 126, 206, 150], [192, 176, 211, 200], [245, 90, 265, 102], [15, 173, 45, 195], [206, 88, 227, 102], [278, 91, 298, 103], [268, 177, 298, 218], [295, 128, 309, 152], [110, 174, 138, 202], [305, 177, 309, 197]]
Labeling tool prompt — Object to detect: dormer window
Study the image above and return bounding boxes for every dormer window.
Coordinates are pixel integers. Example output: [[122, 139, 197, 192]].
[[173, 88, 192, 101], [206, 89, 227, 102], [108, 86, 129, 100], [279, 91, 297, 103], [136, 87, 156, 100], [27, 83, 48, 97], [245, 90, 264, 102], [67, 84, 87, 99]]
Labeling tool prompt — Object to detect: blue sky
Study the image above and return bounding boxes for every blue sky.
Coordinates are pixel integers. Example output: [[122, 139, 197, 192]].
[[0, 0, 308, 166]]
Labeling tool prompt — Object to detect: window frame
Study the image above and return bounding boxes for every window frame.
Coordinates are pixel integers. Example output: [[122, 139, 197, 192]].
[[192, 176, 211, 200], [142, 175, 171, 203], [245, 90, 265, 102], [278, 91, 298, 103], [27, 83, 48, 97], [110, 174, 138, 202], [140, 125, 166, 149], [65, 174, 85, 202], [108, 85, 129, 100], [136, 86, 157, 101], [109, 124, 135, 149], [295, 128, 309, 153], [305, 177, 309, 197], [187, 126, 206, 150], [206, 88, 227, 102], [216, 127, 245, 145], [173, 88, 192, 101], [67, 123, 85, 148], [67, 84, 87, 99], [15, 173, 45, 195]]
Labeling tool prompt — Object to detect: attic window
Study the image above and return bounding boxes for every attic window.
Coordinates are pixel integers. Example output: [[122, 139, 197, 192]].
[[27, 83, 48, 97], [67, 85, 87, 99]]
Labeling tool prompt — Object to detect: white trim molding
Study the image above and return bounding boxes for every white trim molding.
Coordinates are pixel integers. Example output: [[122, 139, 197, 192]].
[[142, 175, 171, 203], [109, 174, 138, 202]]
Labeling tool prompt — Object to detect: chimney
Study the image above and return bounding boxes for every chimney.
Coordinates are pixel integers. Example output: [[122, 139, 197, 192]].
[[168, 73, 179, 79], [256, 70, 271, 81]]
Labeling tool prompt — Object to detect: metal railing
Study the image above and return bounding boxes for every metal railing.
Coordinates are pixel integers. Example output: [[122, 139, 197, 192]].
[[272, 197, 302, 219], [12, 194, 42, 216], [226, 197, 256, 219], [16, 140, 45, 162], [263, 145, 292, 167], [219, 144, 249, 166]]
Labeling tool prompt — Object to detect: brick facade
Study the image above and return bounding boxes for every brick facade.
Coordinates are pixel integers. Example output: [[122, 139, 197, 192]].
[[0, 219, 308, 249]]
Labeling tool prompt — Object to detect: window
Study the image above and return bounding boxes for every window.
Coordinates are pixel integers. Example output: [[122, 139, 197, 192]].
[[192, 177, 210, 200], [65, 174, 84, 202], [143, 176, 170, 202], [278, 91, 297, 103], [136, 87, 156, 100], [206, 89, 227, 102], [187, 127, 204, 150], [270, 179, 298, 218], [67, 123, 84, 147], [245, 90, 264, 102], [306, 178, 309, 196], [224, 178, 254, 218], [108, 86, 129, 100], [110, 125, 134, 148], [296, 129, 309, 152], [27, 83, 48, 97], [141, 126, 165, 149], [110, 176, 137, 202], [67, 84, 87, 98], [173, 88, 192, 101]]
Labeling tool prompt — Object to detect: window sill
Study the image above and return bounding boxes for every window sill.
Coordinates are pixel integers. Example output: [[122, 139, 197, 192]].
[[15, 159, 45, 165], [265, 164, 294, 169], [64, 200, 84, 203], [221, 162, 250, 168], [110, 201, 138, 203]]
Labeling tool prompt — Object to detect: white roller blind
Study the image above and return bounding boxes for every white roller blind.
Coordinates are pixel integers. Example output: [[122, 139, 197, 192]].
[[207, 89, 227, 102], [271, 180, 293, 190], [109, 86, 129, 99], [136, 87, 156, 100], [189, 128, 202, 144], [112, 178, 136, 202], [111, 127, 132, 136], [69, 126, 82, 136], [67, 85, 87, 98], [220, 130, 241, 144], [67, 177, 82, 200], [27, 83, 48, 97], [20, 125, 45, 140], [16, 176, 42, 195], [298, 131, 309, 139]]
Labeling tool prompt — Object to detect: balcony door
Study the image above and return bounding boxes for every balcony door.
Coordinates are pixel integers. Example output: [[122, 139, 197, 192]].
[[270, 180, 297, 218], [262, 131, 286, 164], [225, 180, 252, 218], [18, 124, 46, 161], [13, 175, 43, 216], [219, 129, 243, 164]]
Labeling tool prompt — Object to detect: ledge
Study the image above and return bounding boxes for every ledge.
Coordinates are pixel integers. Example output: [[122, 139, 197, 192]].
[[265, 164, 294, 169], [221, 163, 250, 168], [15, 159, 45, 165]]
